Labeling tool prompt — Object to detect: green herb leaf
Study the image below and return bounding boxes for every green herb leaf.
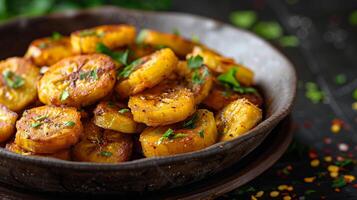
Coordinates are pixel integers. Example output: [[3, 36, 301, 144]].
[[304, 190, 316, 195], [100, 151, 112, 157], [96, 43, 129, 65], [305, 82, 324, 103], [60, 90, 69, 101], [31, 122, 43, 128], [230, 10, 257, 29], [51, 32, 62, 40], [187, 55, 203, 69], [34, 115, 47, 121], [172, 133, 188, 139], [182, 114, 198, 129], [118, 108, 130, 114], [218, 68, 256, 94], [90, 69, 98, 80], [118, 58, 143, 78], [253, 21, 283, 40], [278, 35, 299, 47], [2, 70, 25, 89], [136, 30, 148, 44], [334, 74, 347, 85], [335, 159, 354, 167], [192, 67, 209, 85], [198, 130, 204, 138], [158, 128, 175, 144], [353, 89, 357, 101], [349, 10, 357, 26], [64, 121, 75, 127], [332, 176, 346, 188]]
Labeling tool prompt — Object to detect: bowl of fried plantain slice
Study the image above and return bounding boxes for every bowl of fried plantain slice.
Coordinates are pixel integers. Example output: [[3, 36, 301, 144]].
[[0, 6, 296, 194]]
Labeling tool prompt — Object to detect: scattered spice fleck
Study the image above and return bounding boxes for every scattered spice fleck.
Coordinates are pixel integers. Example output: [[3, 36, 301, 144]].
[[304, 176, 316, 183], [310, 159, 320, 167]]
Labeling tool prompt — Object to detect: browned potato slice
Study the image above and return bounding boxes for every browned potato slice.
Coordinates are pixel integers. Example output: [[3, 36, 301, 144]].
[[0, 57, 40, 111], [190, 46, 254, 86], [203, 83, 263, 111], [137, 29, 196, 57], [115, 48, 178, 98], [71, 24, 136, 54], [216, 99, 262, 142], [128, 81, 196, 126], [0, 104, 17, 142], [72, 121, 133, 163], [38, 54, 116, 107], [93, 101, 142, 134], [140, 109, 217, 157], [6, 142, 71, 160], [15, 105, 82, 154], [176, 61, 213, 104], [25, 36, 73, 66]]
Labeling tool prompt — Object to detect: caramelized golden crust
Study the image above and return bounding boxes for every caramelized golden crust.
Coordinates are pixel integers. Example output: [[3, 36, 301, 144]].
[[140, 109, 217, 157], [38, 54, 116, 107], [0, 57, 40, 112], [15, 105, 82, 153], [0, 104, 17, 142], [25, 37, 73, 66], [6, 142, 71, 160], [71, 24, 136, 54]]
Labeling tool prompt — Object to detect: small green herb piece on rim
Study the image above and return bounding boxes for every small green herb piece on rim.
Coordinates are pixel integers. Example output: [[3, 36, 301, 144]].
[[2, 70, 25, 89], [217, 67, 256, 94], [60, 90, 69, 101], [172, 133, 188, 139], [118, 108, 130, 114], [182, 114, 198, 129], [117, 58, 142, 79], [187, 55, 203, 69], [229, 10, 257, 29], [158, 128, 175, 144], [100, 151, 112, 157], [31, 122, 43, 128], [64, 121, 75, 127], [96, 43, 129, 65]]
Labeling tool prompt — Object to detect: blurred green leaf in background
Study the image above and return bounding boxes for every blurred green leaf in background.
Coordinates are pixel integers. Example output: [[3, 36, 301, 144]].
[[0, 0, 172, 22]]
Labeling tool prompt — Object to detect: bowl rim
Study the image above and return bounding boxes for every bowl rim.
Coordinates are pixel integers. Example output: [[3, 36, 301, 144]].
[[0, 6, 297, 170]]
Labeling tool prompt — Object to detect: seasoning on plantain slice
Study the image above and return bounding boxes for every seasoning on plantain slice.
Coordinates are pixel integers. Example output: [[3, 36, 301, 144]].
[[0, 104, 18, 142], [0, 57, 40, 112], [15, 105, 82, 154], [72, 121, 133, 163], [38, 54, 116, 107], [71, 24, 136, 54], [140, 109, 217, 157], [93, 100, 143, 134]]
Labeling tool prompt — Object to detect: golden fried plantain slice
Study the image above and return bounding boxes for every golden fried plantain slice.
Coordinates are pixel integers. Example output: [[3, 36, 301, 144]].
[[25, 35, 73, 66], [0, 57, 40, 112], [38, 54, 116, 107], [93, 101, 142, 134], [0, 104, 18, 142], [6, 142, 71, 160], [136, 29, 196, 57], [71, 24, 136, 54], [128, 80, 196, 126], [140, 109, 217, 157], [216, 99, 262, 142], [190, 46, 254, 86], [115, 48, 178, 98], [15, 105, 83, 154], [128, 44, 156, 60], [72, 121, 133, 163]]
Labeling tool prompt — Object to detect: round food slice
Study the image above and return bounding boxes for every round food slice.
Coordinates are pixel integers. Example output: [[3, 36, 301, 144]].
[[128, 80, 196, 126], [72, 121, 133, 163], [115, 48, 178, 98], [71, 24, 136, 54], [25, 35, 73, 66], [0, 104, 18, 142], [15, 105, 83, 154], [0, 57, 40, 112], [93, 100, 142, 134], [38, 54, 116, 107], [216, 98, 262, 142], [140, 109, 217, 157], [6, 142, 71, 160]]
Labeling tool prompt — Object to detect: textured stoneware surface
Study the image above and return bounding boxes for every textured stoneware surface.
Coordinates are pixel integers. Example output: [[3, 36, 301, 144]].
[[0, 6, 296, 194]]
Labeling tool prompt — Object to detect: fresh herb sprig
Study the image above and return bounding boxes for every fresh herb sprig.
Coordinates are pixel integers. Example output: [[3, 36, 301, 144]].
[[96, 43, 129, 65], [158, 128, 188, 144], [2, 70, 25, 89], [217, 67, 256, 94]]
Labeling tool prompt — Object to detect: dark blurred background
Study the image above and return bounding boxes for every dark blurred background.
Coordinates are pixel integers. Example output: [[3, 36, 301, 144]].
[[1, 0, 357, 199]]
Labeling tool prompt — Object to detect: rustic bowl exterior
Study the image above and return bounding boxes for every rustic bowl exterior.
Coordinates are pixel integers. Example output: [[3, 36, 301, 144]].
[[0, 6, 296, 194]]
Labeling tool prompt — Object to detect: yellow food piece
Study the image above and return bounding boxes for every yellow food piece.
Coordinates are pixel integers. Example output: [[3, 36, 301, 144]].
[[0, 104, 17, 142], [137, 29, 196, 56], [72, 121, 133, 163], [128, 44, 156, 60], [216, 99, 262, 141], [115, 48, 178, 98], [38, 54, 116, 107], [71, 24, 136, 54], [190, 46, 254, 86], [0, 57, 40, 112], [140, 109, 217, 157], [6, 142, 71, 160], [15, 105, 83, 154], [176, 61, 213, 104], [25, 36, 73, 66], [128, 80, 196, 126], [93, 101, 142, 134]]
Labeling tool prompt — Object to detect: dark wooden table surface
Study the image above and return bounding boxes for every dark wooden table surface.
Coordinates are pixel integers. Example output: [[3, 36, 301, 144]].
[[170, 0, 357, 199]]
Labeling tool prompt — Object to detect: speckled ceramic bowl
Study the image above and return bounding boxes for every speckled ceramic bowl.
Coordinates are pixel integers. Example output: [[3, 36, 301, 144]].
[[0, 6, 296, 194]]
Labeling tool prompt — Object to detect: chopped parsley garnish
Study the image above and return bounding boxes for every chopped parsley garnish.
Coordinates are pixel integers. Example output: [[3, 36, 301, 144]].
[[230, 10, 257, 29], [217, 67, 256, 94], [187, 55, 204, 69], [90, 69, 98, 80], [136, 30, 148, 44], [60, 90, 69, 101], [51, 32, 62, 40], [172, 133, 188, 139], [118, 108, 130, 114], [64, 121, 75, 127], [253, 21, 283, 40], [332, 176, 347, 188], [79, 69, 98, 80], [34, 115, 47, 121], [335, 159, 354, 167], [2, 70, 25, 89], [31, 122, 43, 128], [96, 43, 129, 65], [192, 67, 209, 85], [182, 114, 198, 129], [100, 151, 112, 157], [198, 130, 204, 138], [117, 58, 142, 78], [158, 128, 188, 144]]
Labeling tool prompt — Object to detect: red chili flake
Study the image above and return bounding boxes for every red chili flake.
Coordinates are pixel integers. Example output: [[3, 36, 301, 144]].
[[324, 137, 332, 144], [309, 149, 318, 159], [303, 121, 312, 129], [332, 119, 344, 126], [337, 156, 345, 162]]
